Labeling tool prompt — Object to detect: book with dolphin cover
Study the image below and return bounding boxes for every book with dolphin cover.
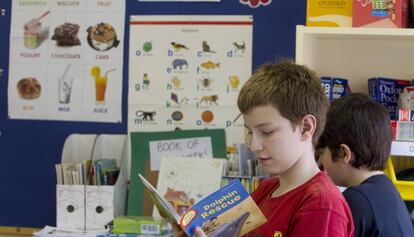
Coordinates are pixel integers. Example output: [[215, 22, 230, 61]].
[[138, 174, 266, 237]]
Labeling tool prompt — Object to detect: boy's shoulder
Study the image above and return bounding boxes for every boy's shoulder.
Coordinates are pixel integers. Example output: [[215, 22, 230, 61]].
[[300, 172, 348, 210], [255, 172, 347, 209], [343, 174, 399, 207], [344, 174, 393, 198]]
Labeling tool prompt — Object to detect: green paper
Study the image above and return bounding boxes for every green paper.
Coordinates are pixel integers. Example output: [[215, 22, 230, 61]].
[[127, 129, 227, 215]]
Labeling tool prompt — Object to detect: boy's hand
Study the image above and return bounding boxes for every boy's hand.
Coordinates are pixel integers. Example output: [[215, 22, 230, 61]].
[[173, 226, 206, 237], [172, 223, 188, 237], [194, 227, 207, 237]]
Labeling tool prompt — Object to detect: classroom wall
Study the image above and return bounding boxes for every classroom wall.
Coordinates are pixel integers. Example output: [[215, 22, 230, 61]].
[[0, 0, 306, 227]]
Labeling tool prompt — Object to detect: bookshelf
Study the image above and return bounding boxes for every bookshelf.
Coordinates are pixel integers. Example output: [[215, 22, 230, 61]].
[[295, 25, 414, 200], [295, 25, 414, 94]]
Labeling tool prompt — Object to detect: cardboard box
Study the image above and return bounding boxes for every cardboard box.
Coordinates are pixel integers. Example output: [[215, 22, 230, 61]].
[[56, 185, 85, 230], [353, 0, 408, 27], [320, 77, 349, 102], [112, 216, 168, 235], [307, 0, 352, 27]]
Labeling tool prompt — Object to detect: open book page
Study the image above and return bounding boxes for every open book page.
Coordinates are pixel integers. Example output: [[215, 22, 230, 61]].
[[154, 157, 225, 218], [138, 174, 180, 224]]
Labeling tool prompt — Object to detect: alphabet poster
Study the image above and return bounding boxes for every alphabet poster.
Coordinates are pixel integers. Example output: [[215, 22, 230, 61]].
[[128, 15, 252, 144], [8, 0, 125, 122]]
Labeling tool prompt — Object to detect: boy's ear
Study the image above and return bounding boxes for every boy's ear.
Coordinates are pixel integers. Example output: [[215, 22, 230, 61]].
[[300, 114, 316, 141], [339, 144, 353, 164]]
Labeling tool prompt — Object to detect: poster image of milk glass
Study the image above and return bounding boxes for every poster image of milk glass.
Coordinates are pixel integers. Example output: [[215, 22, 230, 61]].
[[23, 11, 50, 49], [57, 64, 74, 104], [90, 65, 116, 105], [87, 22, 119, 51]]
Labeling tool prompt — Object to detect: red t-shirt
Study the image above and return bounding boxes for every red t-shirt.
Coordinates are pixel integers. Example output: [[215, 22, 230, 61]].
[[246, 172, 354, 237]]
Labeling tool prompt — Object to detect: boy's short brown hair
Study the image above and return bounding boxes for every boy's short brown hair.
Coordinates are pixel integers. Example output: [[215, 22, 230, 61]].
[[318, 93, 392, 170], [237, 60, 328, 146]]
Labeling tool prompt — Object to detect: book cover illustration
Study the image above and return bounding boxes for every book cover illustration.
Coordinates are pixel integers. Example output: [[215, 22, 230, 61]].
[[154, 157, 225, 218], [138, 174, 267, 237], [180, 180, 266, 237]]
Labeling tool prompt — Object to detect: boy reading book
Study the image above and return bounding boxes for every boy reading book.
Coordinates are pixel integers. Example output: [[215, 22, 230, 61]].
[[190, 60, 354, 237], [138, 173, 266, 237]]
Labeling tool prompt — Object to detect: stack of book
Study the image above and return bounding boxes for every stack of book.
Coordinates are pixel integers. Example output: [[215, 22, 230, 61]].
[[55, 158, 120, 185], [97, 216, 172, 237]]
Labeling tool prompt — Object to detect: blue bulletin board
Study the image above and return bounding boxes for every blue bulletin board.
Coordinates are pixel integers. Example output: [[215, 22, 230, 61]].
[[0, 0, 306, 227]]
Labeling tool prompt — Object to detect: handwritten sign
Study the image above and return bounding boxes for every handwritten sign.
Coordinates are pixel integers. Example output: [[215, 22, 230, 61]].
[[149, 137, 213, 170]]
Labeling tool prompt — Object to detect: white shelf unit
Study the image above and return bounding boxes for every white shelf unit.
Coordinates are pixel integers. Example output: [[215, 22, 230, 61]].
[[295, 25, 414, 155], [296, 25, 414, 93], [391, 141, 414, 156], [296, 26, 414, 200]]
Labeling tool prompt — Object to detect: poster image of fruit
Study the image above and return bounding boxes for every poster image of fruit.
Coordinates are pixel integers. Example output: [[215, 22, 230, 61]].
[[87, 22, 120, 51], [143, 41, 153, 52]]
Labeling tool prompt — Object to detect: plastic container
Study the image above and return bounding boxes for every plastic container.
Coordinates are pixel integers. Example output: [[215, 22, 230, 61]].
[[384, 156, 414, 201]]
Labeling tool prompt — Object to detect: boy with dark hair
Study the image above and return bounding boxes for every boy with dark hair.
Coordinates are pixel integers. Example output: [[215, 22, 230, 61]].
[[195, 60, 354, 237], [317, 93, 414, 237]]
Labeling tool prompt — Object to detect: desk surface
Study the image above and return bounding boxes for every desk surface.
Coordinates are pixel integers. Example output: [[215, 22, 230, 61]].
[[0, 226, 38, 237], [0, 234, 31, 236]]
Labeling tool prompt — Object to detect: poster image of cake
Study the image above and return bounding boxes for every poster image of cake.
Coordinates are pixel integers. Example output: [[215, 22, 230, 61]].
[[87, 22, 119, 51]]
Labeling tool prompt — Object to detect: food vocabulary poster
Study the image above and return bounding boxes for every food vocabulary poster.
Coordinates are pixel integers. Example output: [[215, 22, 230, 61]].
[[128, 15, 252, 144], [8, 0, 125, 122]]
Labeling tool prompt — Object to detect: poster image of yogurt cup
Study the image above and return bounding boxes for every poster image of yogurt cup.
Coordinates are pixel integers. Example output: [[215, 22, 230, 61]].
[[24, 11, 50, 49], [87, 22, 119, 51]]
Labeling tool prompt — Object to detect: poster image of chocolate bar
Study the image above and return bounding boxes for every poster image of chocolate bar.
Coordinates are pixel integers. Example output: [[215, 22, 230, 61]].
[[51, 22, 81, 47]]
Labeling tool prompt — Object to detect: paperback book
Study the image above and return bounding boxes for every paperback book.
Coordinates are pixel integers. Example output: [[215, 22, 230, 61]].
[[154, 157, 225, 218], [138, 174, 267, 237]]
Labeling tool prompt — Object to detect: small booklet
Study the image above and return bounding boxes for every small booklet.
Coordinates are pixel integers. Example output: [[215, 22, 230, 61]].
[[138, 174, 267, 237]]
